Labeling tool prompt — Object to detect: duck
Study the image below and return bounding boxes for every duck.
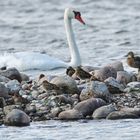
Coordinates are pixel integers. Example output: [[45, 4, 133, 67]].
[[66, 66, 75, 77], [126, 51, 140, 72], [75, 66, 92, 81]]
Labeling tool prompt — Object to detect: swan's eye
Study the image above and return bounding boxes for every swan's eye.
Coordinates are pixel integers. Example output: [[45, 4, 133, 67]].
[[73, 11, 81, 18]]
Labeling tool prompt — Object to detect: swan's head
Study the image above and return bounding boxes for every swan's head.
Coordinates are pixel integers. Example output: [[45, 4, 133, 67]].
[[65, 8, 85, 25]]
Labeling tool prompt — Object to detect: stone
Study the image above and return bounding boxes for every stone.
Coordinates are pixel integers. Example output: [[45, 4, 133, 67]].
[[89, 81, 111, 101], [51, 76, 79, 94], [80, 88, 93, 101], [5, 80, 21, 94], [0, 75, 10, 83], [92, 104, 117, 119], [20, 73, 29, 81], [3, 105, 22, 115], [74, 98, 106, 117], [58, 109, 83, 120], [0, 83, 10, 98], [107, 61, 124, 71], [4, 109, 30, 126], [107, 111, 139, 120], [117, 71, 137, 85], [104, 77, 124, 94], [120, 107, 140, 116], [0, 97, 6, 108], [94, 66, 117, 81], [0, 68, 22, 82]]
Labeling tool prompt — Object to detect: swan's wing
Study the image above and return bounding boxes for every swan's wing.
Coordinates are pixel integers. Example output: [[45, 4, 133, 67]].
[[0, 52, 68, 71]]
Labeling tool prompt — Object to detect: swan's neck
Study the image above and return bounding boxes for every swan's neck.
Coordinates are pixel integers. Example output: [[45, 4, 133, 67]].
[[64, 16, 81, 67]]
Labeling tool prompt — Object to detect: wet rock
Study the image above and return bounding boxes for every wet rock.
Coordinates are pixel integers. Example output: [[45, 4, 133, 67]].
[[80, 88, 93, 101], [116, 71, 136, 85], [92, 104, 117, 119], [0, 68, 22, 82], [94, 66, 117, 81], [107, 61, 124, 71], [55, 95, 74, 105], [5, 80, 21, 94], [4, 109, 30, 126], [0, 83, 10, 98], [74, 98, 106, 117], [58, 109, 83, 120], [50, 107, 62, 118], [120, 107, 140, 116], [0, 75, 10, 83], [3, 105, 22, 115], [20, 73, 29, 81], [107, 111, 139, 120], [124, 82, 140, 93], [0, 97, 6, 108], [51, 76, 79, 94], [89, 81, 111, 101], [104, 77, 124, 94]]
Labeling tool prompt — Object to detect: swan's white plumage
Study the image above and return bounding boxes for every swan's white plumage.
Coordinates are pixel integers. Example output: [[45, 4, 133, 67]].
[[0, 8, 83, 71], [0, 52, 68, 71]]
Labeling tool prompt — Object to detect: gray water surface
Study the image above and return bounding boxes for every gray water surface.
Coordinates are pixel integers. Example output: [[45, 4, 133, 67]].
[[1, 119, 140, 140]]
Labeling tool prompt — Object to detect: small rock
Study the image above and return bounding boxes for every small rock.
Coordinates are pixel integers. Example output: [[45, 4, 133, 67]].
[[4, 109, 30, 126], [89, 81, 111, 101], [74, 98, 106, 117], [94, 66, 117, 81], [0, 68, 22, 82], [0, 83, 10, 98], [92, 104, 117, 119], [107, 111, 139, 120], [5, 80, 21, 94], [51, 76, 79, 94], [104, 77, 124, 94], [0, 97, 6, 108], [107, 61, 124, 71], [58, 109, 83, 120]]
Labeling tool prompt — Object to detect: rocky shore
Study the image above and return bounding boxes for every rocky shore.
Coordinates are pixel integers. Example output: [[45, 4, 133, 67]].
[[0, 61, 140, 126]]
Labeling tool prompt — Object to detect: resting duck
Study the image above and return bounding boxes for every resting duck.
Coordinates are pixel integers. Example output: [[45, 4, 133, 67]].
[[126, 51, 140, 72]]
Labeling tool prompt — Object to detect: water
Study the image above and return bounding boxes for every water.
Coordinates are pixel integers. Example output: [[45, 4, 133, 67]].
[[0, 119, 140, 140], [0, 0, 140, 139]]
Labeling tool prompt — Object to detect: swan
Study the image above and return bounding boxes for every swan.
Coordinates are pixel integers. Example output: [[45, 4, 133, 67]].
[[0, 8, 85, 71]]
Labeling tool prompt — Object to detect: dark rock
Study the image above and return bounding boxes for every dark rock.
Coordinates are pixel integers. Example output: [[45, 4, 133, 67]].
[[20, 73, 29, 81], [120, 107, 140, 117], [92, 104, 117, 119], [4, 109, 30, 126], [0, 83, 10, 98], [58, 109, 83, 120], [94, 66, 117, 81], [74, 98, 106, 117], [0, 97, 6, 108], [107, 111, 139, 120], [0, 68, 22, 82]]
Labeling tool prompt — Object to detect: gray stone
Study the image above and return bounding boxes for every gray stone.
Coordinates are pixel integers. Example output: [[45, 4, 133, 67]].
[[0, 75, 10, 83], [107, 61, 124, 71], [0, 68, 22, 82], [107, 111, 139, 120], [58, 109, 83, 120], [105, 77, 124, 94], [0, 83, 10, 98], [89, 81, 111, 101], [116, 71, 136, 85], [92, 104, 117, 119], [5, 80, 21, 94], [51, 76, 79, 94], [94, 66, 117, 81], [4, 109, 30, 126], [74, 98, 106, 117]]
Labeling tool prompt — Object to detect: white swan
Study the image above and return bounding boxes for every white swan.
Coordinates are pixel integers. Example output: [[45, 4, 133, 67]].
[[0, 8, 85, 71]]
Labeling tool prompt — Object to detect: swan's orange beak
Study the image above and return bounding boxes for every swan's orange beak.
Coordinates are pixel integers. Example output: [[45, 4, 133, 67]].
[[75, 15, 85, 25]]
